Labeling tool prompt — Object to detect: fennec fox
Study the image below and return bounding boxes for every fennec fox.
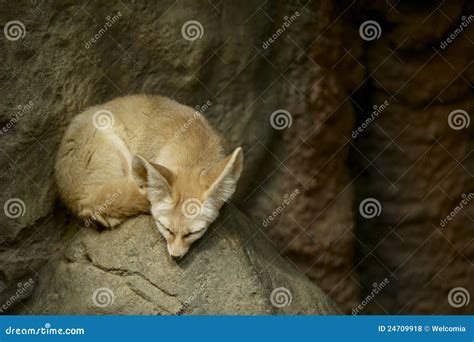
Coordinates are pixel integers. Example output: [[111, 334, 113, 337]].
[[55, 95, 243, 258]]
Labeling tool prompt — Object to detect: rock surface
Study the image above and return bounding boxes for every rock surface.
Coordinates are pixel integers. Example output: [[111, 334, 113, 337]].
[[23, 208, 336, 315]]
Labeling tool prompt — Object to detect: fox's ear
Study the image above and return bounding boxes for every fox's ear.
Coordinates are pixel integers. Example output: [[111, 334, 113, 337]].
[[131, 155, 176, 200], [201, 147, 244, 204]]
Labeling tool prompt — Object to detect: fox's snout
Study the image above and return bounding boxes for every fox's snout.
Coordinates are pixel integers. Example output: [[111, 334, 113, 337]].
[[167, 238, 190, 259]]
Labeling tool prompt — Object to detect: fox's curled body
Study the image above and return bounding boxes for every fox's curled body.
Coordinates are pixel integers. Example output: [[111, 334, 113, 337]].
[[55, 95, 243, 258]]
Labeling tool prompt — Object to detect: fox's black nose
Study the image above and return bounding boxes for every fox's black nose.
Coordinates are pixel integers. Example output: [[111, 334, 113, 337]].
[[170, 254, 183, 260]]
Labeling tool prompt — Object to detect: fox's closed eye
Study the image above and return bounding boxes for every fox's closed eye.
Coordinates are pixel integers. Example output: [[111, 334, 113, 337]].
[[184, 231, 202, 238], [156, 220, 174, 235]]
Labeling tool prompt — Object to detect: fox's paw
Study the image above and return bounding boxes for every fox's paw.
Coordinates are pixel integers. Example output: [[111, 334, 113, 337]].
[[99, 216, 124, 229], [80, 209, 124, 229]]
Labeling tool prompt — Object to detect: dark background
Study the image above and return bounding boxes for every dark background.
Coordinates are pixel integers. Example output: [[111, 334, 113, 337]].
[[0, 0, 472, 314]]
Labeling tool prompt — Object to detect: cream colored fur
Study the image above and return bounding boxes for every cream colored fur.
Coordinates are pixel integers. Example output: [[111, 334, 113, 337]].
[[55, 95, 243, 258]]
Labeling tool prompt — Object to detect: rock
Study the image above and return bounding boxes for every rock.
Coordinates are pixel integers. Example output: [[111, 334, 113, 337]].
[[23, 207, 337, 314]]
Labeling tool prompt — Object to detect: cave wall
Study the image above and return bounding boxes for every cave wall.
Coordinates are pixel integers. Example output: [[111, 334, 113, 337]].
[[245, 0, 474, 314]]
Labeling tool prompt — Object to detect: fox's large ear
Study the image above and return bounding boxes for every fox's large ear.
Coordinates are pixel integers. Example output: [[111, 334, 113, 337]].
[[131, 155, 176, 200], [201, 147, 244, 205]]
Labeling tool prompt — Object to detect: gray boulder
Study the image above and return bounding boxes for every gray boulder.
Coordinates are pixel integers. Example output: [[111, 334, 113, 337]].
[[24, 207, 337, 314]]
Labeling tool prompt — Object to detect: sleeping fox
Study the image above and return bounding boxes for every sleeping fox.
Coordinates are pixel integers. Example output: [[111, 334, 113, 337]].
[[55, 95, 243, 258]]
